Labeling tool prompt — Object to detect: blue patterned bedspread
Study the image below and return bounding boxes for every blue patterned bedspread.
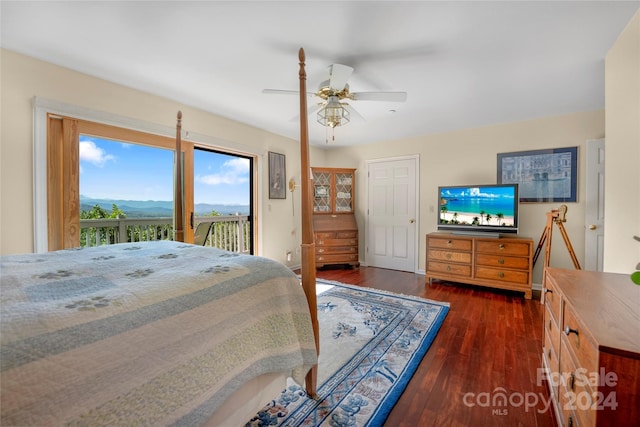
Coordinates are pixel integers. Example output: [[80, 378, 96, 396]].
[[0, 241, 317, 426]]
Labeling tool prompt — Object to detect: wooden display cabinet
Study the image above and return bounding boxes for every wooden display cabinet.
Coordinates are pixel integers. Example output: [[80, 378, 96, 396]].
[[312, 167, 359, 268]]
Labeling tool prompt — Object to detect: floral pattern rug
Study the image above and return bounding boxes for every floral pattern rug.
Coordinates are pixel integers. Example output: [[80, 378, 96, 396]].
[[246, 279, 450, 427]]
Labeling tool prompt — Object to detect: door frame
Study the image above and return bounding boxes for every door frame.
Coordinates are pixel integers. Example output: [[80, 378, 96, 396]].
[[364, 154, 420, 272], [33, 97, 263, 253]]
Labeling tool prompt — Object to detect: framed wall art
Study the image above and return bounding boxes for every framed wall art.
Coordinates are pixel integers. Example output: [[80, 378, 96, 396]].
[[268, 151, 286, 199], [497, 147, 578, 203]]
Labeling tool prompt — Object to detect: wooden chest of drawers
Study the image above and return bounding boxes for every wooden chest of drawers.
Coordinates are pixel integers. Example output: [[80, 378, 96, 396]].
[[542, 268, 640, 427], [425, 232, 533, 299], [313, 214, 359, 268]]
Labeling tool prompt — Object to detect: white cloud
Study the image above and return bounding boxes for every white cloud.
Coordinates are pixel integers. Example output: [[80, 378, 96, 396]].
[[197, 157, 249, 186], [80, 140, 115, 167]]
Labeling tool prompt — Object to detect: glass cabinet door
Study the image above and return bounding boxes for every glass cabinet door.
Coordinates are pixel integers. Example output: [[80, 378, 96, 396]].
[[334, 173, 353, 213], [312, 168, 354, 214], [313, 170, 332, 213]]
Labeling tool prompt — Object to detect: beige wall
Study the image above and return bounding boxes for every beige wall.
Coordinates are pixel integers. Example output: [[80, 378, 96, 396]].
[[604, 10, 640, 274], [320, 112, 605, 285], [1, 48, 324, 266], [4, 36, 635, 284]]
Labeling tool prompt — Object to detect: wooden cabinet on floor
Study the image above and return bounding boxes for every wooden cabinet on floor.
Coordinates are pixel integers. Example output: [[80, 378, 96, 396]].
[[312, 167, 359, 269], [542, 268, 640, 427], [425, 232, 533, 299]]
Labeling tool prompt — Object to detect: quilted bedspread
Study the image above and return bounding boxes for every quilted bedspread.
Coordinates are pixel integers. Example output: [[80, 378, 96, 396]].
[[0, 241, 317, 426]]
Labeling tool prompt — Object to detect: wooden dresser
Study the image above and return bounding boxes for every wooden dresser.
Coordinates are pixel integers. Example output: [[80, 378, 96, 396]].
[[425, 232, 533, 299], [312, 167, 359, 268], [542, 268, 640, 427]]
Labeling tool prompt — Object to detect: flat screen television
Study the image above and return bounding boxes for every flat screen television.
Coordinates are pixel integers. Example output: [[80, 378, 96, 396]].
[[437, 184, 519, 236]]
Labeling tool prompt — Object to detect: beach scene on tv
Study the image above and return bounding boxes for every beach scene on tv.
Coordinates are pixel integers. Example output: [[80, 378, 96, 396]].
[[439, 186, 516, 227]]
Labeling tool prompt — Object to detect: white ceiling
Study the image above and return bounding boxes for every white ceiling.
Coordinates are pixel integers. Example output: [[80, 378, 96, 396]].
[[2, 1, 638, 147]]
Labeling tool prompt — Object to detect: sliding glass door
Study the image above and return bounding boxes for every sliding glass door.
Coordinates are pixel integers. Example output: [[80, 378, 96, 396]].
[[47, 115, 256, 252]]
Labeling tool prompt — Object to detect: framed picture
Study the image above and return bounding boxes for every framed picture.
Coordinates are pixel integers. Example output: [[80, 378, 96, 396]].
[[268, 151, 286, 199], [497, 147, 578, 203]]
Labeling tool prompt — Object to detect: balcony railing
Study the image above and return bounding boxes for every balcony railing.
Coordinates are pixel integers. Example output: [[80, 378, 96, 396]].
[[79, 215, 251, 253]]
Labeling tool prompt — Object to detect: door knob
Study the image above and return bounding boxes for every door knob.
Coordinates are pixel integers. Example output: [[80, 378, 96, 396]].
[[409, 219, 415, 224], [588, 224, 597, 230]]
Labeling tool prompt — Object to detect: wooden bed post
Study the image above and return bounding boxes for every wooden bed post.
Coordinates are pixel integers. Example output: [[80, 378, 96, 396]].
[[174, 111, 184, 242], [298, 48, 318, 397]]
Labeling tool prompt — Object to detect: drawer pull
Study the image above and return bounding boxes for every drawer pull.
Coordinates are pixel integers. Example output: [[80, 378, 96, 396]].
[[497, 272, 505, 278], [447, 240, 452, 246], [498, 258, 504, 264], [564, 325, 579, 337], [446, 266, 452, 271], [569, 372, 576, 391], [498, 244, 505, 250], [318, 240, 324, 245], [446, 253, 452, 259], [544, 287, 553, 294], [318, 248, 325, 253]]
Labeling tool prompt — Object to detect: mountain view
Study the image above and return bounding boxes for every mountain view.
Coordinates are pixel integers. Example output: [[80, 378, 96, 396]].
[[80, 196, 250, 218]]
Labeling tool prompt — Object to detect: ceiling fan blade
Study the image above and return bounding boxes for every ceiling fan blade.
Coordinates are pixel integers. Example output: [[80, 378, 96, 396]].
[[262, 89, 317, 97], [328, 64, 354, 91], [351, 91, 407, 102], [262, 89, 297, 95]]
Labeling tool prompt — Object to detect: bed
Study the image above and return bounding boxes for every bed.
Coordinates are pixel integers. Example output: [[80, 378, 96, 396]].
[[0, 241, 317, 425], [1, 50, 319, 425]]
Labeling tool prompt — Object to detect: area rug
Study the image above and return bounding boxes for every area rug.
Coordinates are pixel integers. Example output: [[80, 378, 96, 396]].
[[245, 279, 450, 427]]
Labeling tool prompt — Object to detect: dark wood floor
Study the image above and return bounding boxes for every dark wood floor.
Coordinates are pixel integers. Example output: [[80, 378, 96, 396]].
[[314, 266, 557, 427]]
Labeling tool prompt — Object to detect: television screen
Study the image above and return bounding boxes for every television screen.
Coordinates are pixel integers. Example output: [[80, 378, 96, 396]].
[[437, 184, 519, 235]]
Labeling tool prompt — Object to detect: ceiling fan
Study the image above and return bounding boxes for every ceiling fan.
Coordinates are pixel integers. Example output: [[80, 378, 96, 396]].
[[263, 64, 407, 129]]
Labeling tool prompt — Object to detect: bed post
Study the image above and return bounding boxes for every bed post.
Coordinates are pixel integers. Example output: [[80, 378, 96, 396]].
[[298, 48, 318, 397], [174, 111, 184, 242]]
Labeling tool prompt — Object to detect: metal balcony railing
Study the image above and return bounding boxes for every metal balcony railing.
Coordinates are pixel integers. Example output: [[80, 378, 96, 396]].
[[79, 215, 251, 253]]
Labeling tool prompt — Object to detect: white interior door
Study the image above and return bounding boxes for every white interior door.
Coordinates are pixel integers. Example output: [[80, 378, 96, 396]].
[[585, 139, 605, 271], [366, 156, 418, 272]]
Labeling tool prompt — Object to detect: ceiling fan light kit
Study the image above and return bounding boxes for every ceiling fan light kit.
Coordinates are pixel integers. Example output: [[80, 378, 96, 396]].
[[263, 63, 407, 139], [317, 96, 350, 128]]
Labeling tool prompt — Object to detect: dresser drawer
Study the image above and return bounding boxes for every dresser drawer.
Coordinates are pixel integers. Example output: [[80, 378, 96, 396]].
[[476, 240, 531, 256], [427, 261, 472, 277], [543, 327, 560, 399], [428, 249, 472, 264], [562, 304, 597, 377], [335, 230, 357, 239], [316, 253, 358, 263], [315, 231, 336, 239], [544, 303, 561, 360], [559, 340, 596, 427], [316, 246, 357, 255], [544, 271, 562, 323], [474, 266, 529, 285], [475, 254, 529, 270], [428, 237, 472, 251], [558, 384, 581, 427], [316, 237, 358, 246]]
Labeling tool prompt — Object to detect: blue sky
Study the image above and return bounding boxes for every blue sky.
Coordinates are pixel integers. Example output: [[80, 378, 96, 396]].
[[441, 185, 515, 199], [79, 136, 250, 205]]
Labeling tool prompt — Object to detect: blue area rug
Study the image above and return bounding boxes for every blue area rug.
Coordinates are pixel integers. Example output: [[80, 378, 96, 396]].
[[246, 279, 450, 427]]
